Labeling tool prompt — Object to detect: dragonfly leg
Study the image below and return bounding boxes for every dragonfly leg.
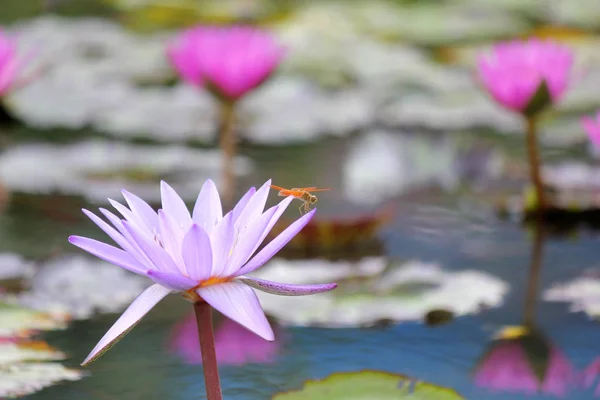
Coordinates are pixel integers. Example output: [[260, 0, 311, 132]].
[[298, 203, 305, 216]]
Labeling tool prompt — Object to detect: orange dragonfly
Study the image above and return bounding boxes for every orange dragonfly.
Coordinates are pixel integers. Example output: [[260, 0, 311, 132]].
[[270, 185, 331, 215]]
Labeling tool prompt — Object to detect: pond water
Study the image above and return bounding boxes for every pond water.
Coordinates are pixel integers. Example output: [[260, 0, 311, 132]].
[[12, 191, 600, 400], [8, 133, 600, 399], [2, 0, 600, 399]]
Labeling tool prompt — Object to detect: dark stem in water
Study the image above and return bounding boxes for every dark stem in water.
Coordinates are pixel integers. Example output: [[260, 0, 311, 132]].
[[523, 219, 545, 327], [525, 116, 548, 213], [219, 100, 237, 211], [194, 301, 223, 400]]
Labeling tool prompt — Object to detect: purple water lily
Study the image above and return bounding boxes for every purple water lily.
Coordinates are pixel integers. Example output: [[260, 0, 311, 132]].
[[69, 179, 337, 366]]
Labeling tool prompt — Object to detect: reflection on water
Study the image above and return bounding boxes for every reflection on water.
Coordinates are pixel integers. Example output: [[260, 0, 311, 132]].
[[167, 313, 281, 367], [475, 335, 574, 396]]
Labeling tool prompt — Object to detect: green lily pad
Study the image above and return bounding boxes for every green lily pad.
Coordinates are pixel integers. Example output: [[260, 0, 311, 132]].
[[0, 303, 67, 337], [272, 370, 464, 399]]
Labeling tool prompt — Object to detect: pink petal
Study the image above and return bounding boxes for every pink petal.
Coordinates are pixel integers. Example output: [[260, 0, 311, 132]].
[[476, 39, 573, 113], [68, 235, 146, 275], [81, 284, 171, 366], [182, 224, 213, 281], [197, 281, 273, 341], [239, 277, 337, 296], [236, 209, 315, 276], [192, 179, 223, 232]]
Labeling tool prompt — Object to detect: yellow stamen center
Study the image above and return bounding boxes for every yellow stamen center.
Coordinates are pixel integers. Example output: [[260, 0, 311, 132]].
[[200, 276, 231, 287], [182, 276, 232, 303]]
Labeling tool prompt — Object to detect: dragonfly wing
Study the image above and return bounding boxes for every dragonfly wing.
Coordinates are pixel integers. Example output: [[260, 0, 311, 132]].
[[269, 185, 287, 191]]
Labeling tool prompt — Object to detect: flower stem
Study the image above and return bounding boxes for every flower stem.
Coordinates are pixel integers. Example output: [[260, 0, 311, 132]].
[[193, 301, 223, 400], [523, 219, 545, 327], [218, 100, 237, 210], [525, 116, 548, 213]]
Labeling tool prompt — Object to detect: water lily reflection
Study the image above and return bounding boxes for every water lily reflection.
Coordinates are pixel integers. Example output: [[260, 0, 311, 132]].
[[168, 312, 281, 366], [474, 329, 574, 396], [583, 358, 600, 396]]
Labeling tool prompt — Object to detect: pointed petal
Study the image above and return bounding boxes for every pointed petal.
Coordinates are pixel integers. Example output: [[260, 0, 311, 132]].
[[252, 196, 294, 255], [100, 208, 153, 266], [147, 270, 196, 291], [197, 281, 273, 340], [239, 277, 337, 296], [182, 224, 213, 281], [160, 181, 191, 226], [236, 209, 315, 276], [108, 199, 148, 233], [222, 206, 277, 277], [82, 209, 139, 257], [121, 189, 158, 231], [68, 236, 147, 275], [192, 179, 223, 233], [81, 284, 171, 366], [235, 180, 271, 232], [210, 212, 235, 277], [231, 187, 256, 222], [100, 207, 132, 237], [158, 210, 186, 274], [123, 221, 179, 273]]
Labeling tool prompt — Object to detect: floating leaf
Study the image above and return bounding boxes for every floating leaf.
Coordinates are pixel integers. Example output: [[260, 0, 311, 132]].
[[0, 363, 84, 398], [498, 163, 600, 227], [0, 140, 253, 203], [272, 370, 464, 399], [16, 255, 148, 320], [544, 275, 600, 318], [0, 341, 65, 365], [253, 258, 508, 327], [0, 303, 67, 337], [265, 205, 393, 259]]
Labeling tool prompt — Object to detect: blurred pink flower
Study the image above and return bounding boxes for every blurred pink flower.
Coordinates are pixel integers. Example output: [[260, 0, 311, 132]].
[[167, 25, 285, 101], [168, 312, 281, 366], [583, 357, 600, 396], [474, 341, 574, 396], [0, 31, 34, 96], [582, 111, 600, 150], [477, 39, 573, 114]]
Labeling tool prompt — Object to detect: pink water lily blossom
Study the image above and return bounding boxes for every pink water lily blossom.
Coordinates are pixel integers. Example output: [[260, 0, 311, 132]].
[[0, 31, 34, 96], [477, 39, 573, 114], [168, 25, 285, 101], [582, 111, 600, 150], [474, 341, 574, 396], [69, 179, 336, 366], [168, 313, 281, 366]]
